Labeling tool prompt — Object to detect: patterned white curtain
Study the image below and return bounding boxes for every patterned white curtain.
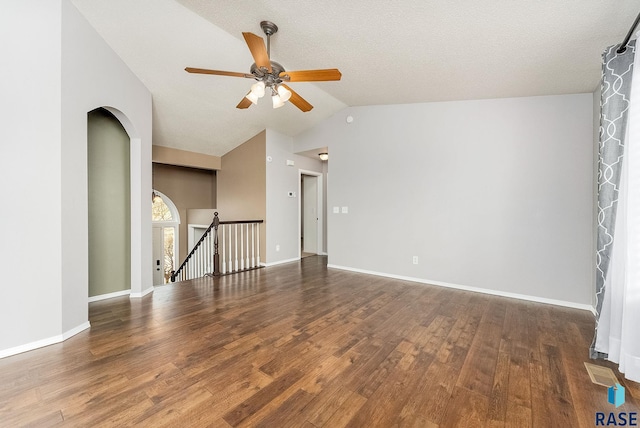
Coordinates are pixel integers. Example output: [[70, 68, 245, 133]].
[[592, 40, 640, 383]]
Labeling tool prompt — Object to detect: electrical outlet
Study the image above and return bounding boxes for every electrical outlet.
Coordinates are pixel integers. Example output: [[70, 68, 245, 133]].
[[276, 244, 280, 252], [333, 206, 339, 214], [412, 256, 419, 265]]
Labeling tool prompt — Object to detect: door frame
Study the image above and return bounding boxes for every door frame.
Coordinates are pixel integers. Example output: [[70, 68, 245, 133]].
[[188, 224, 210, 252], [298, 169, 324, 257], [151, 190, 180, 285]]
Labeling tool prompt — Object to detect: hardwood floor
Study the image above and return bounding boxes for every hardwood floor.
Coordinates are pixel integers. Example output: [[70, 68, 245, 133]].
[[1, 256, 638, 427]]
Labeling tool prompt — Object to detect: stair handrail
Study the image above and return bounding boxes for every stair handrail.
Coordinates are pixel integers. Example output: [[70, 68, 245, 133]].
[[170, 212, 264, 281]]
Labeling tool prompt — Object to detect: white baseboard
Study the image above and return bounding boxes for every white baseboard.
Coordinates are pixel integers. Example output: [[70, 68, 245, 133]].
[[0, 321, 91, 359], [88, 289, 130, 302], [130, 286, 154, 298], [319, 252, 328, 256], [90, 285, 154, 301], [327, 264, 594, 312], [264, 257, 300, 267], [62, 321, 91, 340]]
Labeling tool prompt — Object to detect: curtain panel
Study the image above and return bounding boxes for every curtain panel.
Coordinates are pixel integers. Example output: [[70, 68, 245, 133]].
[[592, 40, 640, 382]]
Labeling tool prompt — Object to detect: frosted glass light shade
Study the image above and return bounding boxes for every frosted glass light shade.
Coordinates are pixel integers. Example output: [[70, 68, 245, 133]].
[[272, 94, 285, 108], [251, 81, 265, 98], [277, 85, 292, 102], [246, 91, 259, 105]]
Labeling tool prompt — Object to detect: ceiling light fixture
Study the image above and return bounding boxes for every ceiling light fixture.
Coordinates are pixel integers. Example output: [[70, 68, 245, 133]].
[[246, 81, 265, 104], [319, 153, 329, 161], [277, 85, 291, 102], [186, 21, 342, 112], [272, 88, 285, 108]]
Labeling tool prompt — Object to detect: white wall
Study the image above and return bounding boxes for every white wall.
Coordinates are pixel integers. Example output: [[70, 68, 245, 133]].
[[266, 129, 323, 264], [295, 94, 594, 307], [62, 0, 152, 331], [0, 0, 152, 356], [1, 0, 64, 352]]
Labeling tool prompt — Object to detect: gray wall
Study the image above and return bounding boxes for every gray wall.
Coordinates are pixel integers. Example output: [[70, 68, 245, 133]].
[[88, 108, 131, 297], [266, 129, 324, 264], [295, 93, 594, 306]]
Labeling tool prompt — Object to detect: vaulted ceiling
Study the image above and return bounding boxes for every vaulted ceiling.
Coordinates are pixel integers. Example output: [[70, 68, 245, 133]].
[[70, 0, 638, 156]]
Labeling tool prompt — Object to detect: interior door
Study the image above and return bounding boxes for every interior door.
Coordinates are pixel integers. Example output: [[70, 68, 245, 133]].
[[152, 226, 164, 285], [303, 175, 318, 253]]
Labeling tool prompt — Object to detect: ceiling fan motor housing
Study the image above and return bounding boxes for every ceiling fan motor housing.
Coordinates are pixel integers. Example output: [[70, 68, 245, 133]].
[[250, 61, 286, 88]]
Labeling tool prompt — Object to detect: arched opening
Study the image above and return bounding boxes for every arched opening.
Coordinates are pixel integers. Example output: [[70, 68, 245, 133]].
[[152, 190, 180, 285], [87, 108, 131, 299]]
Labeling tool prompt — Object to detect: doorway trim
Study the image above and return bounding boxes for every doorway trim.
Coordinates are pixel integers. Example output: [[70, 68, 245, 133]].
[[188, 224, 210, 252], [152, 190, 180, 286], [298, 169, 324, 258], [100, 106, 151, 299]]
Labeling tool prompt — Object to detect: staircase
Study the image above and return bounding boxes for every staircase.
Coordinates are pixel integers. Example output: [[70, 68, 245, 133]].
[[171, 212, 263, 282]]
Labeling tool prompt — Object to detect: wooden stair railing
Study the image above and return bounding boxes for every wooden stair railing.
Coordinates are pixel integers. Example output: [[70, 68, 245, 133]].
[[171, 212, 264, 282]]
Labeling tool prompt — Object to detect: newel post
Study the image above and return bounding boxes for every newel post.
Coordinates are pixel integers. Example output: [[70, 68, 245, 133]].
[[213, 212, 220, 276]]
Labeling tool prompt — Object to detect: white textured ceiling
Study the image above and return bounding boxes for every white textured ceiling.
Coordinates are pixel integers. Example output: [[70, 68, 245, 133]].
[[70, 0, 639, 156]]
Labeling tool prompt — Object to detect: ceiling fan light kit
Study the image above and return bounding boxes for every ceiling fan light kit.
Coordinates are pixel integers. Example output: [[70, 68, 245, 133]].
[[186, 21, 341, 112]]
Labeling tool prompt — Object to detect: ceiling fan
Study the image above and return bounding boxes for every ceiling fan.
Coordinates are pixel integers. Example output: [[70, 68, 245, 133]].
[[185, 21, 341, 112]]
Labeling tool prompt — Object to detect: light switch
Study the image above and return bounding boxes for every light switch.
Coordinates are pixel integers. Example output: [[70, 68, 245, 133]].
[[341, 206, 348, 214], [333, 206, 340, 214]]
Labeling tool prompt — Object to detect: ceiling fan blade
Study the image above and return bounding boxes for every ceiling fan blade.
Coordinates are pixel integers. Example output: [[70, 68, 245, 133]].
[[236, 93, 253, 109], [280, 69, 341, 82], [282, 84, 313, 112], [242, 32, 272, 73], [185, 67, 253, 78]]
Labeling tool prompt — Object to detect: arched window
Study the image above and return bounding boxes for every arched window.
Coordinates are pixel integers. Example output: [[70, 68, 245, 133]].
[[152, 191, 180, 284], [151, 192, 173, 221]]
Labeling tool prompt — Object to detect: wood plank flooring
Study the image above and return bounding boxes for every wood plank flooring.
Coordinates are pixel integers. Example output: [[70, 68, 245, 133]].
[[0, 256, 638, 427]]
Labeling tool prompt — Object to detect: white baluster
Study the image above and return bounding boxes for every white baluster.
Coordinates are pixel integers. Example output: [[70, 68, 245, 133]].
[[251, 223, 255, 268], [257, 223, 261, 266], [204, 234, 210, 274], [221, 225, 226, 274], [234, 224, 239, 272], [208, 232, 213, 274], [229, 224, 233, 272], [240, 224, 245, 270], [193, 247, 202, 278], [207, 234, 210, 274], [228, 225, 231, 273], [196, 252, 199, 278], [245, 224, 250, 269]]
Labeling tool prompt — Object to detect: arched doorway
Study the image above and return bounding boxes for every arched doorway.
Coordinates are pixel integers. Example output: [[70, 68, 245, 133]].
[[152, 190, 180, 285], [88, 108, 131, 299]]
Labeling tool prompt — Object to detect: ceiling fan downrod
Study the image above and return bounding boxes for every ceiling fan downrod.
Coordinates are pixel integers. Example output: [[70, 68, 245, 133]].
[[260, 21, 278, 58]]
